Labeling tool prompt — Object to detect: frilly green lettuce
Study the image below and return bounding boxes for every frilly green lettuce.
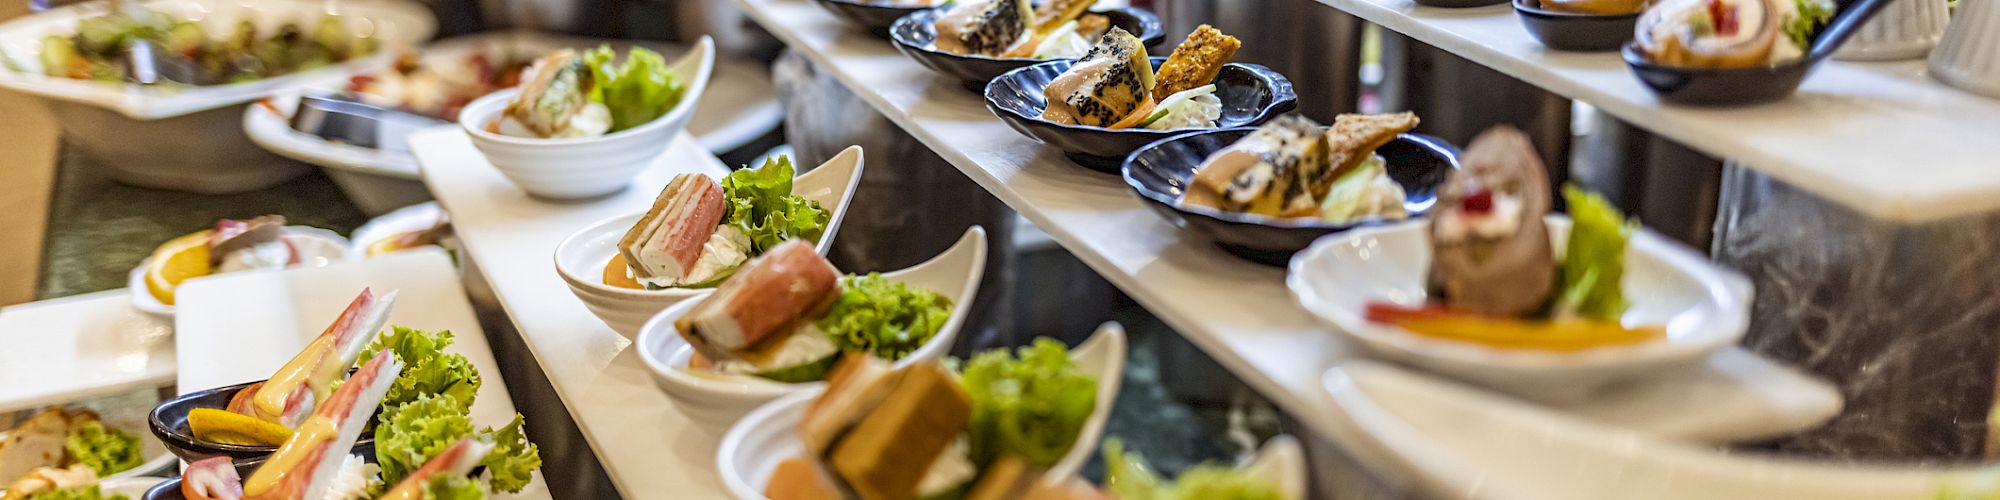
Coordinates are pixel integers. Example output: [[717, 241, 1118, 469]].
[[64, 421, 142, 476], [1553, 186, 1634, 322], [424, 475, 487, 500], [375, 394, 542, 495], [581, 45, 687, 132], [723, 156, 831, 254], [357, 326, 482, 412], [1104, 439, 1285, 500], [962, 338, 1095, 468], [23, 485, 126, 500], [816, 274, 951, 361]]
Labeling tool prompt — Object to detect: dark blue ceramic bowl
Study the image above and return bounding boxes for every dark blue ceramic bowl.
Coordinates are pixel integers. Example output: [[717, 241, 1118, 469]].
[[1623, 0, 1890, 106], [986, 57, 1297, 172], [813, 0, 932, 37], [1417, 0, 1509, 8], [890, 7, 1164, 92], [148, 379, 376, 478], [1122, 128, 1460, 265], [143, 478, 183, 500], [1514, 0, 1640, 52]]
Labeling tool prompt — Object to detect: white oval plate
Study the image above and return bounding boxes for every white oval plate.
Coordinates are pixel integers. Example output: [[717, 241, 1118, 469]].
[[127, 226, 355, 318], [349, 201, 449, 258], [555, 146, 866, 338], [716, 323, 1128, 500], [243, 30, 780, 179], [0, 0, 435, 120], [635, 225, 986, 426], [1288, 216, 1753, 401]]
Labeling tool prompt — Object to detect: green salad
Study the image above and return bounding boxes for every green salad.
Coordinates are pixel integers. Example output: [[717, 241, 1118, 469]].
[[23, 485, 127, 500], [1783, 0, 1837, 51], [374, 393, 542, 495], [1551, 186, 1635, 322], [355, 326, 482, 412], [960, 339, 1097, 468], [64, 421, 142, 477], [1104, 439, 1285, 500], [817, 274, 952, 360], [580, 45, 687, 133], [35, 7, 373, 85], [424, 474, 488, 500], [723, 156, 831, 255]]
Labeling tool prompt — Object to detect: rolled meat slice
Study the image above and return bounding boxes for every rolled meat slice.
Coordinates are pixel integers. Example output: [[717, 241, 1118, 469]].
[[375, 437, 495, 500], [1426, 127, 1556, 317], [675, 240, 840, 362], [1635, 0, 1787, 68], [251, 288, 399, 428], [619, 174, 728, 281], [244, 351, 403, 500]]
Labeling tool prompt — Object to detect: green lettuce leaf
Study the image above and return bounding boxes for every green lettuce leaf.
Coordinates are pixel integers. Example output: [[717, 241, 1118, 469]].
[[722, 156, 831, 254], [375, 394, 542, 494], [1553, 186, 1634, 322], [581, 45, 686, 132], [1784, 0, 1836, 51], [816, 274, 951, 361], [424, 474, 487, 500], [961, 338, 1096, 468], [1103, 439, 1285, 500], [64, 421, 142, 476], [24, 485, 127, 500], [358, 326, 482, 411]]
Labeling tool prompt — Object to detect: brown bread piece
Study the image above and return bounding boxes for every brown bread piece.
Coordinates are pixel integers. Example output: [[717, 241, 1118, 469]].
[[827, 362, 972, 500], [1150, 25, 1240, 101], [1317, 112, 1420, 197]]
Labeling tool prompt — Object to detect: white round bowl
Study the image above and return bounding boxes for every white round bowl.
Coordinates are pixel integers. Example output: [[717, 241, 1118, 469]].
[[716, 323, 1128, 499], [458, 37, 716, 199], [554, 146, 866, 338], [1287, 216, 1753, 402], [349, 201, 449, 258], [127, 226, 355, 317], [636, 226, 987, 427]]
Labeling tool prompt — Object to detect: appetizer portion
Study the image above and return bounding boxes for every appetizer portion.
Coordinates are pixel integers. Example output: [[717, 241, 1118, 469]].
[[490, 45, 687, 139], [676, 240, 952, 384], [1, 409, 144, 500], [1040, 25, 1240, 131], [932, 0, 1113, 59], [1633, 0, 1835, 67], [365, 223, 455, 258], [34, 6, 374, 85], [343, 49, 531, 121], [1366, 127, 1661, 351], [770, 338, 1101, 500], [1182, 112, 1420, 224], [142, 216, 336, 306], [604, 156, 830, 290], [167, 290, 541, 500]]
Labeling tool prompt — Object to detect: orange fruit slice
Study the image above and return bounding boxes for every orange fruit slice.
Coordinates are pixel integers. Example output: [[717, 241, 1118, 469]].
[[187, 408, 292, 446], [602, 253, 645, 290], [145, 231, 212, 306]]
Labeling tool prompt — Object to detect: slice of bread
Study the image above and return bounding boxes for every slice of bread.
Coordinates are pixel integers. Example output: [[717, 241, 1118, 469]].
[[1318, 112, 1420, 196], [1151, 25, 1240, 101]]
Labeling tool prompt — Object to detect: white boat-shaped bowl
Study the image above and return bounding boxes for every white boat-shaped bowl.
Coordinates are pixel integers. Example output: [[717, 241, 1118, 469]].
[[1288, 216, 1753, 401], [0, 0, 435, 120], [554, 146, 866, 338], [457, 37, 715, 199], [126, 226, 354, 317], [715, 323, 1128, 499], [636, 226, 987, 426]]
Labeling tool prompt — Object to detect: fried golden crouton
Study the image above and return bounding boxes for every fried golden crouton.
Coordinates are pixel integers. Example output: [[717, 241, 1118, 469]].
[[1318, 112, 1420, 196], [1151, 25, 1240, 101]]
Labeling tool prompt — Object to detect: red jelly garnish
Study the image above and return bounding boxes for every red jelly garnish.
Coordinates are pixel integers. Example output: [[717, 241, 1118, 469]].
[[1462, 189, 1495, 214]]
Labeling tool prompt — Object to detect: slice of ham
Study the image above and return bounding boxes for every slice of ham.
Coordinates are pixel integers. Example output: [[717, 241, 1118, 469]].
[[375, 438, 495, 500], [675, 240, 840, 362], [618, 174, 728, 281]]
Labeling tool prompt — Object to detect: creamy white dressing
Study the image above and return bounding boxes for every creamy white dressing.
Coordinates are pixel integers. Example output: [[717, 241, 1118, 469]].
[[708, 325, 840, 375], [498, 101, 612, 138], [636, 225, 752, 289], [916, 436, 978, 497], [218, 240, 292, 273]]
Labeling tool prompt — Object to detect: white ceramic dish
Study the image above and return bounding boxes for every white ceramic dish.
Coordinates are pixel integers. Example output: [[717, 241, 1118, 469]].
[[636, 226, 987, 426], [1288, 216, 1753, 402], [458, 37, 716, 199], [244, 31, 781, 215], [0, 290, 174, 414], [555, 146, 865, 338], [101, 476, 169, 497], [715, 323, 1127, 499], [1319, 361, 1952, 500], [0, 0, 435, 120], [350, 201, 449, 258], [126, 226, 354, 318], [172, 249, 550, 498]]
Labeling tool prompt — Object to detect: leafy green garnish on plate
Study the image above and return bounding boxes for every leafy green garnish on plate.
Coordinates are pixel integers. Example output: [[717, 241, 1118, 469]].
[[962, 338, 1096, 468], [1552, 185, 1634, 322], [375, 394, 542, 494], [1784, 0, 1837, 51], [581, 45, 687, 133], [64, 421, 142, 476], [1104, 438, 1284, 500], [817, 274, 951, 360], [723, 156, 831, 254], [357, 326, 482, 412]]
